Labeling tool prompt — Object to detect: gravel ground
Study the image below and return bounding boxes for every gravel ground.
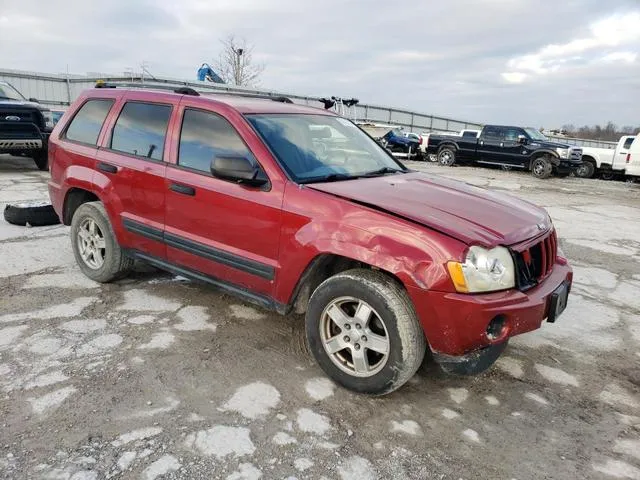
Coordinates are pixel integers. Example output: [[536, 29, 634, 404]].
[[0, 154, 639, 480]]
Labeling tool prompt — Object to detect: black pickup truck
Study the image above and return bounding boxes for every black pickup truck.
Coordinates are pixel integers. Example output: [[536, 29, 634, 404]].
[[425, 125, 583, 179], [0, 80, 55, 170]]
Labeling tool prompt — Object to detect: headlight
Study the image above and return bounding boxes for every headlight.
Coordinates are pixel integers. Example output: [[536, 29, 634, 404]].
[[42, 110, 54, 129], [556, 147, 569, 159], [447, 246, 515, 293]]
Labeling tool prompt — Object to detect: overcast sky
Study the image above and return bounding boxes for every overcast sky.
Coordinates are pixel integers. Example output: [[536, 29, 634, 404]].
[[1, 0, 638, 127]]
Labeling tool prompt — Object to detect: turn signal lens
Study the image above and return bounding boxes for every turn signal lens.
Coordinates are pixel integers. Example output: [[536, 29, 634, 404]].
[[447, 262, 469, 293]]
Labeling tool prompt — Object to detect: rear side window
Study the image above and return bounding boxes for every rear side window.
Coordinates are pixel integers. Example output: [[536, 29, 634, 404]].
[[110, 102, 172, 160], [623, 137, 635, 149], [65, 99, 114, 145], [483, 126, 502, 140], [462, 131, 477, 139], [178, 109, 254, 173]]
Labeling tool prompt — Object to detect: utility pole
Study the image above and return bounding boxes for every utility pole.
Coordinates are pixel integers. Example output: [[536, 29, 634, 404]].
[[232, 47, 244, 86]]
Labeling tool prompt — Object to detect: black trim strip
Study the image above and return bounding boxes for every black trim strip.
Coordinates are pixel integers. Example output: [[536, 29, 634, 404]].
[[164, 232, 274, 280], [122, 218, 164, 243], [121, 218, 275, 280], [128, 250, 278, 311]]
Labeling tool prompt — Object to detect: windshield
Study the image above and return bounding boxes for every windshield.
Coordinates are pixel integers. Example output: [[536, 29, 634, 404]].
[[524, 127, 548, 141], [0, 82, 25, 101], [246, 114, 405, 183]]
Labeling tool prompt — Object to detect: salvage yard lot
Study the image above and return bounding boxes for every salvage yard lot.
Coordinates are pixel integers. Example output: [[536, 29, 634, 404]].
[[1, 155, 639, 480]]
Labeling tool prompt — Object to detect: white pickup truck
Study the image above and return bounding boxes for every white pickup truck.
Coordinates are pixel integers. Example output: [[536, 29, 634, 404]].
[[577, 135, 636, 179]]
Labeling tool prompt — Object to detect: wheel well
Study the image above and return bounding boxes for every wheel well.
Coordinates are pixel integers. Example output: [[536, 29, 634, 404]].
[[529, 152, 554, 170], [438, 143, 457, 152], [289, 254, 403, 315], [581, 155, 596, 165], [62, 188, 99, 225]]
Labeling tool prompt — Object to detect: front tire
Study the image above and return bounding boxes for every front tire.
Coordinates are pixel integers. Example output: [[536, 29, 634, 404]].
[[437, 146, 456, 166], [70, 201, 133, 282], [33, 151, 48, 171], [531, 156, 553, 179], [305, 269, 426, 395]]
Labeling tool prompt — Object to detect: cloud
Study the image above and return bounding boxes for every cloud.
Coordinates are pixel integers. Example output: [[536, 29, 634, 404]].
[[502, 11, 640, 81], [0, 0, 638, 127]]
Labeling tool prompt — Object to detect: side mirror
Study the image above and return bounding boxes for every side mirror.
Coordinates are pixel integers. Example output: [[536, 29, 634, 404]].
[[518, 135, 527, 144], [210, 155, 268, 187], [28, 97, 39, 103]]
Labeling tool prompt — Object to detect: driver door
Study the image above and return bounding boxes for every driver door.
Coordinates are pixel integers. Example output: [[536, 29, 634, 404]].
[[498, 127, 528, 167], [163, 105, 284, 296]]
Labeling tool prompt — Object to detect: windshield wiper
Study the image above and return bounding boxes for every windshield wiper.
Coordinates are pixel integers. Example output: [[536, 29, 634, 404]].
[[360, 167, 405, 177], [299, 173, 357, 184], [0, 96, 12, 100]]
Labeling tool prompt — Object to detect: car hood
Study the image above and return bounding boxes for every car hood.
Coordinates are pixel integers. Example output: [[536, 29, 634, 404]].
[[0, 99, 46, 110], [530, 140, 573, 149], [307, 172, 550, 248]]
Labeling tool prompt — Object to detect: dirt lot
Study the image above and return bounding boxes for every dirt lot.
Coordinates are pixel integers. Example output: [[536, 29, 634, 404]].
[[1, 155, 639, 480]]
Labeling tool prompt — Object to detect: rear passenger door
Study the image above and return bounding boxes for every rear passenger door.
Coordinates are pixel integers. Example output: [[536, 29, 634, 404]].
[[164, 105, 284, 298], [477, 126, 503, 163], [95, 93, 173, 259]]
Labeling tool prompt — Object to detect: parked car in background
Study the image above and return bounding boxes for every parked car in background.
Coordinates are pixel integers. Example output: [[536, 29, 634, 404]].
[[0, 80, 55, 170], [617, 133, 640, 180], [381, 128, 422, 158], [426, 125, 582, 179], [578, 135, 635, 179], [48, 84, 573, 395]]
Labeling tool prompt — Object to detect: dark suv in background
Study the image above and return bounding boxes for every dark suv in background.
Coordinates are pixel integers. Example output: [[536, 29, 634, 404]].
[[0, 80, 55, 170]]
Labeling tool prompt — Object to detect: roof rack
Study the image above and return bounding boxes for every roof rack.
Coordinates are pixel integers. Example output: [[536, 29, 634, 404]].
[[93, 81, 293, 103], [95, 81, 199, 96]]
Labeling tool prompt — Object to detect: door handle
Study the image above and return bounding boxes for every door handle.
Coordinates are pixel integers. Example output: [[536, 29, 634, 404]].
[[169, 183, 196, 196], [97, 162, 118, 174]]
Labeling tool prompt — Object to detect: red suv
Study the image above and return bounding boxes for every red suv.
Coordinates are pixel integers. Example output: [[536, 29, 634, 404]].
[[48, 85, 572, 395]]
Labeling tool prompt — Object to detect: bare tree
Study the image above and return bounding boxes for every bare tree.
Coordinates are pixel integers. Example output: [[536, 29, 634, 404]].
[[212, 35, 265, 87]]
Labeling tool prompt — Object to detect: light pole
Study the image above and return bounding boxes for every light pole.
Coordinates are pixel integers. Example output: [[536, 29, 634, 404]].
[[232, 47, 244, 85]]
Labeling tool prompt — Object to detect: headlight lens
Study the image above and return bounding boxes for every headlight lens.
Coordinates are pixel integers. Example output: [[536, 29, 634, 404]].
[[42, 111, 54, 129], [556, 147, 569, 159], [447, 246, 516, 293]]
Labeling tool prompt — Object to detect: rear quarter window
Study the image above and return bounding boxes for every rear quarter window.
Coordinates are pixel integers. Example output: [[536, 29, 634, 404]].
[[64, 99, 114, 145], [623, 137, 635, 149]]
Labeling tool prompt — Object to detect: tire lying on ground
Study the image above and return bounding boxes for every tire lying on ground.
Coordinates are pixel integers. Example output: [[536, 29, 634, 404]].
[[3, 201, 61, 226]]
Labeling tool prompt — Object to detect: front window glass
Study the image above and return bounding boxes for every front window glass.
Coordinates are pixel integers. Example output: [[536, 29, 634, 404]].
[[0, 82, 24, 101], [524, 128, 548, 141], [246, 114, 405, 183]]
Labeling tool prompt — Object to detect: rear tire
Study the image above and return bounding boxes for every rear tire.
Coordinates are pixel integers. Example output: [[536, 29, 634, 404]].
[[33, 151, 48, 171], [531, 156, 553, 179], [437, 146, 456, 166], [70, 201, 133, 283], [600, 169, 616, 181], [575, 160, 595, 178], [305, 269, 426, 395]]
